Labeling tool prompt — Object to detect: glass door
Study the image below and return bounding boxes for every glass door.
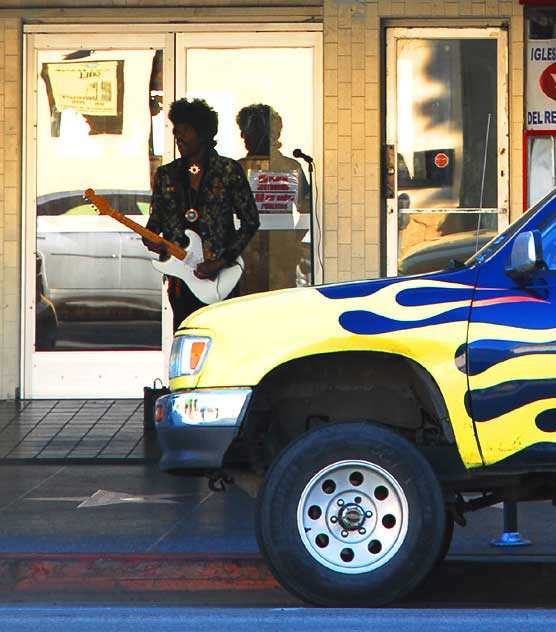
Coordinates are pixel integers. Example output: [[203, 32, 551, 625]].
[[24, 33, 174, 397], [385, 28, 509, 276], [176, 31, 322, 293]]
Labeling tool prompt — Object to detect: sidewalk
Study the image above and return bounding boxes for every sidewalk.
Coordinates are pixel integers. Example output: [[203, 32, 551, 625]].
[[0, 460, 555, 593], [1, 399, 556, 594]]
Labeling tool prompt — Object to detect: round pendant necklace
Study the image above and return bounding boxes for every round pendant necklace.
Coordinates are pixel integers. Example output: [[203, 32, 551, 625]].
[[185, 207, 199, 222], [188, 163, 201, 175]]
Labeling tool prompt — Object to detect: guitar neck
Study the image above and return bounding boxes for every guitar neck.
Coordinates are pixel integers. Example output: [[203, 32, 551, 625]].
[[109, 209, 186, 260]]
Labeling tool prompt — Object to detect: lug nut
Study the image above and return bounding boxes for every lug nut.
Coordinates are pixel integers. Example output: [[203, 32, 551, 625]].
[[341, 530, 349, 538], [330, 516, 338, 523], [365, 511, 373, 518], [337, 499, 345, 507], [359, 528, 366, 535]]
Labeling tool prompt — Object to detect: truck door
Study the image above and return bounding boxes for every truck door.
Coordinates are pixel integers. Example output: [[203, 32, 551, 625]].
[[467, 198, 556, 467]]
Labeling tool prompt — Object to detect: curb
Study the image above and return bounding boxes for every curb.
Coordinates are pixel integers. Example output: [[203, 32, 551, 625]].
[[0, 553, 277, 593]]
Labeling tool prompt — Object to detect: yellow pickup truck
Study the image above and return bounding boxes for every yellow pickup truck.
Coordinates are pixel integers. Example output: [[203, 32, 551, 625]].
[[155, 187, 556, 607]]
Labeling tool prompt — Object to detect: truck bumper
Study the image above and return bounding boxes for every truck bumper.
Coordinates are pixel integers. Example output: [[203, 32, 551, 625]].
[[154, 388, 252, 470]]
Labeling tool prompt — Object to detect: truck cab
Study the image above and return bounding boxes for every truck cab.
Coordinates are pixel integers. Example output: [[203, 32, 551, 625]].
[[155, 187, 556, 607]]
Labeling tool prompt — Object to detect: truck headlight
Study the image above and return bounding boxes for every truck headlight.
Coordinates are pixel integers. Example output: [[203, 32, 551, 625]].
[[169, 335, 211, 378]]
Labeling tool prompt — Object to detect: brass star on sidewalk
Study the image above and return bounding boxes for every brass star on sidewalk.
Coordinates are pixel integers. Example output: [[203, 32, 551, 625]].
[[29, 489, 189, 508]]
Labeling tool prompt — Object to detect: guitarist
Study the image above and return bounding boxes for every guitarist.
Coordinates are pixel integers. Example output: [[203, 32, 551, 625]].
[[143, 98, 260, 331]]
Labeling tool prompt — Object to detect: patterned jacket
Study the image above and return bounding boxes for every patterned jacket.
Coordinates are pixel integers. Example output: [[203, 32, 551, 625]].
[[146, 150, 260, 264]]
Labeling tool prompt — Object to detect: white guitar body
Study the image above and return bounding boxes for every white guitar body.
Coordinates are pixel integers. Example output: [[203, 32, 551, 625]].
[[151, 229, 243, 304]]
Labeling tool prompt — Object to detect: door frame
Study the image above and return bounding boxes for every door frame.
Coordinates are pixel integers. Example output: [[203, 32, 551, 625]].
[[21, 23, 323, 398], [385, 26, 509, 277]]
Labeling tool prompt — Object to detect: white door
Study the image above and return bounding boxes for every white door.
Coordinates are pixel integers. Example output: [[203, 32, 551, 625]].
[[22, 26, 322, 398], [385, 27, 509, 276], [23, 32, 174, 398]]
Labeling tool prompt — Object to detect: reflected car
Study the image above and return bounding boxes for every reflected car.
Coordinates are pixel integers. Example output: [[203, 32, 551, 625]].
[[399, 230, 496, 276], [36, 190, 162, 351]]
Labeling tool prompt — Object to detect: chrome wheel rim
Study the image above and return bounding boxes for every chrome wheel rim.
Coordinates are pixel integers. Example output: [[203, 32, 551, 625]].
[[297, 459, 409, 574]]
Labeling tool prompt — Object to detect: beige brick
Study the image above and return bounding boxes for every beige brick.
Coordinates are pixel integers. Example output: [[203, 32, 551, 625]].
[[352, 230, 365, 256], [324, 69, 339, 98], [324, 175, 338, 205], [338, 189, 352, 217], [338, 108, 352, 137], [352, 123, 365, 150], [352, 203, 365, 232], [324, 123, 338, 150], [352, 19, 365, 44], [338, 161, 352, 191], [324, 43, 338, 70], [338, 5, 353, 29], [4, 161, 17, 185], [324, 96, 338, 124], [338, 55, 351, 81], [338, 218, 352, 245], [324, 257, 338, 283], [352, 257, 365, 280], [352, 173, 365, 202], [4, 28, 19, 56], [352, 43, 365, 71], [338, 134, 352, 160], [4, 85, 19, 110], [352, 69, 365, 97], [338, 28, 352, 57], [338, 268, 353, 281], [324, 230, 339, 258], [338, 83, 352, 111], [338, 243, 352, 269], [324, 201, 338, 231], [351, 97, 365, 124]]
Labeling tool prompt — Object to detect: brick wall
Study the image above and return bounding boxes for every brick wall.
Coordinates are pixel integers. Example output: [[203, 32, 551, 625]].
[[323, 0, 524, 283], [0, 18, 21, 398]]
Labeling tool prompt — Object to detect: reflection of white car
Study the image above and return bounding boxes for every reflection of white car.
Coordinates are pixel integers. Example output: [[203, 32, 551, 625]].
[[399, 230, 496, 276], [36, 191, 162, 350]]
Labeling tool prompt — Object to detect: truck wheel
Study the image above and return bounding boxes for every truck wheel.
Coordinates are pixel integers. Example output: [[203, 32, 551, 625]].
[[255, 421, 446, 607]]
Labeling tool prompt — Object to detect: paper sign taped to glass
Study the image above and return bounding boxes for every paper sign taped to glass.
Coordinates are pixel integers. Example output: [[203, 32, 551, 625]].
[[248, 170, 299, 213]]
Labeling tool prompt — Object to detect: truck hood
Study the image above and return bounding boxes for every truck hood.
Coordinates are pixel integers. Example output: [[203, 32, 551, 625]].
[[181, 266, 480, 335]]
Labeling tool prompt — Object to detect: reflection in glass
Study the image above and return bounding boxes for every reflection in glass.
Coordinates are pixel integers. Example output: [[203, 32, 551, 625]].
[[236, 104, 311, 291], [396, 39, 498, 275], [35, 49, 163, 351], [528, 135, 556, 208], [185, 48, 314, 292]]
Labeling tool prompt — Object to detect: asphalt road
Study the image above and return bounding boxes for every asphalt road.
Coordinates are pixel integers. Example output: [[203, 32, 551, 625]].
[[0, 605, 555, 632]]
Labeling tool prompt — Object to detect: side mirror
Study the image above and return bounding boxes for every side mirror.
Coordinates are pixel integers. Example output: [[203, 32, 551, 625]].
[[505, 230, 545, 281]]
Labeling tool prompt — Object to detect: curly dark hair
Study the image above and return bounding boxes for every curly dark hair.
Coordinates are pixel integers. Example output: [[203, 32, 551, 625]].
[[169, 98, 218, 147], [236, 103, 282, 155]]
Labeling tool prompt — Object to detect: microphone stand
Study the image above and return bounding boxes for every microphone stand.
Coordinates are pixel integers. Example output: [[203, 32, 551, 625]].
[[307, 160, 315, 285], [293, 150, 315, 285]]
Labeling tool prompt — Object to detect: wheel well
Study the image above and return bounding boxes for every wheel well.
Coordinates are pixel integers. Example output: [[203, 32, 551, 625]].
[[227, 351, 455, 471]]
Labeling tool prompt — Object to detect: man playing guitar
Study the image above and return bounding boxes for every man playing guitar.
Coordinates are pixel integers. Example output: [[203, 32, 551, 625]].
[[143, 97, 260, 331]]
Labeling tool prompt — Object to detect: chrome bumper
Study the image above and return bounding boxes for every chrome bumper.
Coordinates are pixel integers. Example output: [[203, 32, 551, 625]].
[[154, 388, 252, 470]]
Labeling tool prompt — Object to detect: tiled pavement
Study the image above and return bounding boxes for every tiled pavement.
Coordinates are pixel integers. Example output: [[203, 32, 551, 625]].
[[0, 399, 159, 462]]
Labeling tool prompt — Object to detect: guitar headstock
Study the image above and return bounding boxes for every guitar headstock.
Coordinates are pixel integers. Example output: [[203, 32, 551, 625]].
[[84, 188, 114, 217]]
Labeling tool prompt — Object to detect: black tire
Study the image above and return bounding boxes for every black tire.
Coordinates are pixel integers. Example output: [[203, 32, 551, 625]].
[[255, 421, 446, 607], [437, 511, 455, 565]]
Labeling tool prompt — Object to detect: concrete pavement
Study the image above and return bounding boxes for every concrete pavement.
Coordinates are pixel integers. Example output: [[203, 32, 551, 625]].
[[0, 461, 555, 594]]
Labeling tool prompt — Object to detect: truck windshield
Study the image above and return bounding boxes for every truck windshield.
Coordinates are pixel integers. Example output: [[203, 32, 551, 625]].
[[465, 188, 556, 266]]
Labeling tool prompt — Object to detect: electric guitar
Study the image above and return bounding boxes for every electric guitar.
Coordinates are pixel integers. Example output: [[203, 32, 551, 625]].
[[84, 188, 243, 305]]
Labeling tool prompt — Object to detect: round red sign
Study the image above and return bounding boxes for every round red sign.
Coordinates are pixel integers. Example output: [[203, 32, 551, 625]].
[[539, 62, 556, 102], [434, 152, 449, 169]]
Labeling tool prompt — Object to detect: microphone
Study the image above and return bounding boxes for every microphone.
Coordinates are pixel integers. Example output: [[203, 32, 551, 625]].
[[293, 148, 313, 164]]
